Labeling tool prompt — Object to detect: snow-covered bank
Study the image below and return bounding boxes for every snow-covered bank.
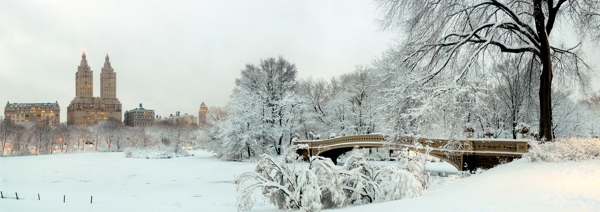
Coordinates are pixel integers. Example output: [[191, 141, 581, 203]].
[[330, 158, 600, 212], [2, 150, 599, 211]]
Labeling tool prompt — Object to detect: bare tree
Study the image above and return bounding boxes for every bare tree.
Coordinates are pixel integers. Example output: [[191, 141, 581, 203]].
[[30, 122, 52, 154], [20, 123, 36, 153], [95, 120, 124, 151], [0, 118, 16, 156], [377, 0, 600, 141], [493, 55, 540, 138], [72, 125, 91, 151], [9, 124, 26, 155], [53, 124, 72, 152]]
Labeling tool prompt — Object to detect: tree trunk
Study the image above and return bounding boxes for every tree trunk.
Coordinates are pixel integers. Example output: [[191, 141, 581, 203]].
[[277, 135, 283, 155], [534, 0, 553, 141], [539, 63, 553, 141], [246, 143, 251, 159], [512, 121, 517, 140]]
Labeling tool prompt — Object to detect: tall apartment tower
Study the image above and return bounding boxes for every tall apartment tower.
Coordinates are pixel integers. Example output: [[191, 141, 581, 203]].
[[67, 51, 122, 126], [76, 52, 93, 98], [198, 102, 208, 127], [100, 53, 117, 99]]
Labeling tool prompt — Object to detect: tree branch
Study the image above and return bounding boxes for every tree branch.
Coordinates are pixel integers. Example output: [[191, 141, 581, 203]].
[[546, 0, 567, 35]]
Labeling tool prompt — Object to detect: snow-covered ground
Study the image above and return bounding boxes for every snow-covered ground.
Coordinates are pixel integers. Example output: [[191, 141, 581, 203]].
[[336, 158, 600, 212], [0, 150, 278, 212], [1, 150, 599, 211]]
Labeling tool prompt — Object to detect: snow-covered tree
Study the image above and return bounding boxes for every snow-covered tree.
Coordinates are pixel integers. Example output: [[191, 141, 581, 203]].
[[297, 67, 382, 139], [551, 91, 600, 138], [218, 57, 302, 160], [218, 88, 263, 160], [376, 0, 600, 141]]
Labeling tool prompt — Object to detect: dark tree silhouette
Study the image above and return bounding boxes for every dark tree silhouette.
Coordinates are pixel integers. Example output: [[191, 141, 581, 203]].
[[377, 0, 600, 141]]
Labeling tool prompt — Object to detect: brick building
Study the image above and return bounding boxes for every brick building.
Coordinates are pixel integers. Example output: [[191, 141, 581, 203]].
[[124, 103, 155, 127], [4, 102, 60, 126]]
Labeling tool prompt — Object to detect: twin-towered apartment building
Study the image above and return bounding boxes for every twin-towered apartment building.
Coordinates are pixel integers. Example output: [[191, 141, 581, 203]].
[[4, 52, 208, 127], [66, 52, 122, 126]]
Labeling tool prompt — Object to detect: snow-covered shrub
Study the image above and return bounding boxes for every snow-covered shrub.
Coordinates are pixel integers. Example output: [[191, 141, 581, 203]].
[[341, 151, 381, 204], [235, 150, 425, 211], [235, 154, 298, 211], [341, 150, 423, 204], [376, 165, 423, 201], [235, 154, 344, 211], [124, 145, 191, 159], [528, 137, 600, 162], [394, 147, 432, 189], [307, 156, 346, 209]]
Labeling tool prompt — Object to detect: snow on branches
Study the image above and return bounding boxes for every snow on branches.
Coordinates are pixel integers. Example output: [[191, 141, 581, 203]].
[[234, 148, 423, 211], [528, 137, 600, 162], [341, 149, 423, 204], [234, 154, 344, 211], [217, 57, 304, 161]]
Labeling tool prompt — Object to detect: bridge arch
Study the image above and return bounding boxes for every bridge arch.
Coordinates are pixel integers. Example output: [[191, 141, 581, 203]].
[[294, 134, 528, 171], [315, 145, 462, 171]]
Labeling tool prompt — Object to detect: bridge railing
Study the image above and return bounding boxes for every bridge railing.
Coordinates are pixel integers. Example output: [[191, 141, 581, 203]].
[[394, 137, 529, 154], [294, 134, 386, 146], [295, 134, 528, 154]]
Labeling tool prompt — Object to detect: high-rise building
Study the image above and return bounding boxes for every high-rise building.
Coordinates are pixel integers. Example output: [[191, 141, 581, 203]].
[[67, 52, 122, 126], [124, 103, 155, 127], [198, 102, 208, 127], [4, 102, 60, 126], [100, 53, 116, 99], [76, 53, 93, 98]]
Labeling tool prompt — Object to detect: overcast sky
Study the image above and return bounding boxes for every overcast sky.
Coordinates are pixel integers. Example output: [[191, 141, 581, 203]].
[[0, 1, 395, 121], [1, 1, 598, 123]]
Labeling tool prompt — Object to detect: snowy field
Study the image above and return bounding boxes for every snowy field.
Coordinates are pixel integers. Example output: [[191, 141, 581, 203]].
[[1, 150, 600, 211], [0, 150, 277, 212]]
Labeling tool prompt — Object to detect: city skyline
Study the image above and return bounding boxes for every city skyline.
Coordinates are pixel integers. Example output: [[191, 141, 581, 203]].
[[0, 1, 395, 121]]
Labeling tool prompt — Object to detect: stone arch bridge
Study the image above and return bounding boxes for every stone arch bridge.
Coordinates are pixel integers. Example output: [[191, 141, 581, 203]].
[[293, 134, 529, 171]]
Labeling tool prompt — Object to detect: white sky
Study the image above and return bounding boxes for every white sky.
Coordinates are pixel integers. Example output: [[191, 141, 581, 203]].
[[0, 1, 395, 121], [1, 1, 598, 123]]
